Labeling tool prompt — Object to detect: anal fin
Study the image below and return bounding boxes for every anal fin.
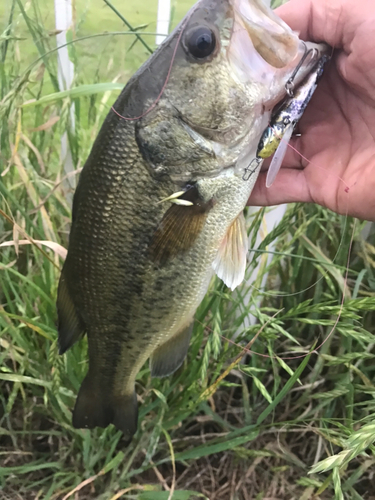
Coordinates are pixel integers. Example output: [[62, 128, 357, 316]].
[[150, 322, 193, 377], [212, 211, 248, 291], [57, 268, 84, 354]]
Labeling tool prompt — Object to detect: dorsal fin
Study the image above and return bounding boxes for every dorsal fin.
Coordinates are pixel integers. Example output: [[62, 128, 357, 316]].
[[212, 211, 248, 290]]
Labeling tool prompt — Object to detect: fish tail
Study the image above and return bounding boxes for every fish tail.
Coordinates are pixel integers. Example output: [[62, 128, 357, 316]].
[[72, 373, 138, 440]]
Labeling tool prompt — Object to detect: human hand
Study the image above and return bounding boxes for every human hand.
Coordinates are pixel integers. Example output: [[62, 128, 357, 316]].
[[248, 0, 375, 222]]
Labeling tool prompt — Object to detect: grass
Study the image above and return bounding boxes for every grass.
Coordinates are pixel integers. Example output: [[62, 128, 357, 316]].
[[1, 0, 375, 499]]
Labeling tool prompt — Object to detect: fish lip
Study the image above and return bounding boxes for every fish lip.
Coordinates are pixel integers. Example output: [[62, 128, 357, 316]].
[[228, 0, 331, 99], [230, 0, 302, 71]]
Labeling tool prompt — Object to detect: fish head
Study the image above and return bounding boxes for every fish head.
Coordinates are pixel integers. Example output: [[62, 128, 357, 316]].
[[133, 0, 329, 180]]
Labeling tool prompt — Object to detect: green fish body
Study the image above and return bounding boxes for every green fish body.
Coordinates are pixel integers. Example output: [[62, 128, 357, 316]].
[[57, 0, 328, 439]]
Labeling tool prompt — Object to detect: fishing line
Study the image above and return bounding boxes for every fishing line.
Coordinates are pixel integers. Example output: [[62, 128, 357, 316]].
[[231, 98, 354, 358], [111, 7, 196, 122], [111, 6, 354, 360], [286, 141, 350, 193], [111, 2, 255, 123], [196, 215, 354, 362], [228, 28, 355, 361], [235, 219, 354, 361], [244, 149, 351, 299], [245, 48, 352, 300], [112, 4, 312, 123]]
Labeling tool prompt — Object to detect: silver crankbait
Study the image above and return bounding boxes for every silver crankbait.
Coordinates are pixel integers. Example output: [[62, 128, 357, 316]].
[[255, 55, 330, 187]]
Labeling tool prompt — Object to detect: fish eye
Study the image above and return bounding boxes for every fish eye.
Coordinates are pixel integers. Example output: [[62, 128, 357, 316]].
[[187, 26, 216, 59]]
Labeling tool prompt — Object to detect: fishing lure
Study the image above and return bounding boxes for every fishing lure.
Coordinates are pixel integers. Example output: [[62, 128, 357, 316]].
[[167, 56, 329, 193], [255, 54, 330, 187]]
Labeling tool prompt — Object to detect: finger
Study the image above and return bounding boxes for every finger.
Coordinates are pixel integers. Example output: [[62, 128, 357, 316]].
[[248, 168, 313, 207], [276, 0, 346, 48]]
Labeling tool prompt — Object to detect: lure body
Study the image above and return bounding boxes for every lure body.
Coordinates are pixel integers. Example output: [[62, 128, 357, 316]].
[[256, 55, 329, 186]]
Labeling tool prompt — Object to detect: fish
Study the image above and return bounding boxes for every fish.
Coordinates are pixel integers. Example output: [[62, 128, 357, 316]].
[[56, 0, 329, 440], [256, 54, 330, 187]]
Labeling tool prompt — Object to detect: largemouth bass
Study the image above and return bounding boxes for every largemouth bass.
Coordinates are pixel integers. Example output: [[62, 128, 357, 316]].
[[57, 0, 329, 439]]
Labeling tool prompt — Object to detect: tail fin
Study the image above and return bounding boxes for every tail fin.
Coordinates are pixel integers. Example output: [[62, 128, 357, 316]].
[[72, 374, 138, 440]]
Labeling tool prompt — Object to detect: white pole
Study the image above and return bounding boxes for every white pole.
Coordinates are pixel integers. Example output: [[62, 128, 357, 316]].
[[54, 0, 76, 199], [156, 0, 171, 46]]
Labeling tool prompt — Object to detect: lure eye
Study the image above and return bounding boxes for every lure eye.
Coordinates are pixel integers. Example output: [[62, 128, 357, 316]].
[[187, 27, 216, 59]]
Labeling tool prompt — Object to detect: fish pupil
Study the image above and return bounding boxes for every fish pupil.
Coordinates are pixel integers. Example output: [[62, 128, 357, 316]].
[[188, 27, 216, 59]]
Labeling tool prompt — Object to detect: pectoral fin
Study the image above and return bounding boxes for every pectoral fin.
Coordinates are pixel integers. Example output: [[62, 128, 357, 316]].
[[57, 269, 84, 354], [212, 211, 248, 291], [150, 322, 193, 377], [149, 186, 214, 265]]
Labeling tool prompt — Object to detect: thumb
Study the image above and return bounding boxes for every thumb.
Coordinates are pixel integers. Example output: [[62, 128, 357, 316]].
[[248, 168, 313, 207], [276, 0, 347, 48]]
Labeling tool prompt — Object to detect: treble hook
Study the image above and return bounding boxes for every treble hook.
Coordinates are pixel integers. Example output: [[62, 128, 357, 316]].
[[285, 43, 317, 97]]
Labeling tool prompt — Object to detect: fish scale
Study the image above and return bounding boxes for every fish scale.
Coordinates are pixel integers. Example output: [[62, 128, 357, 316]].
[[57, 0, 329, 439]]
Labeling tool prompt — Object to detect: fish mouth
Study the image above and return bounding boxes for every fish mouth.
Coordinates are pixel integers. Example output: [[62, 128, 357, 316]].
[[228, 0, 330, 102]]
